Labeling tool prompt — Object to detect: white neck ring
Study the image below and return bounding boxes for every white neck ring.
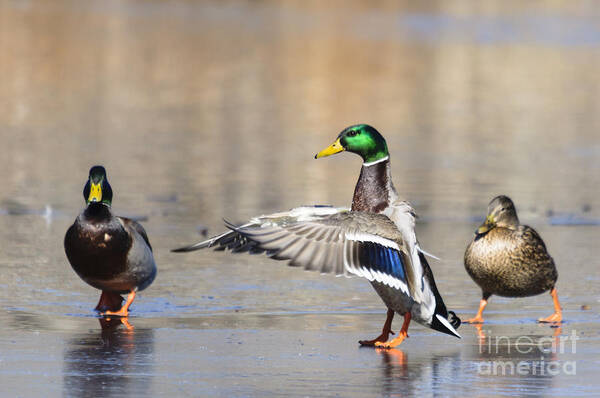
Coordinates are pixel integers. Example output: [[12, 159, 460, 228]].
[[362, 156, 389, 167]]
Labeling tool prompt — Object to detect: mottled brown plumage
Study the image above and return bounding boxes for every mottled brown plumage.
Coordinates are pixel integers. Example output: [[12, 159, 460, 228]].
[[465, 225, 557, 297], [464, 195, 561, 323]]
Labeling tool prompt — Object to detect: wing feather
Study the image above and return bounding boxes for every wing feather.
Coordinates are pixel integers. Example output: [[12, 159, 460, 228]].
[[172, 206, 414, 293]]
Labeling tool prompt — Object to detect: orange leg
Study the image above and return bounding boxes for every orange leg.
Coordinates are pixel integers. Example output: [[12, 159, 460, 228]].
[[359, 309, 395, 346], [465, 299, 488, 324], [95, 291, 124, 312], [102, 291, 136, 317], [538, 288, 562, 323], [375, 312, 410, 348]]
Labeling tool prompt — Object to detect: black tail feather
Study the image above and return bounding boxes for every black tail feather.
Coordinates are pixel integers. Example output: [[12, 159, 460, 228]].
[[448, 310, 461, 330], [420, 252, 461, 338]]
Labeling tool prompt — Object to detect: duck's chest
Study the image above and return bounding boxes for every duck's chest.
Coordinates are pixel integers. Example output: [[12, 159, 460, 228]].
[[351, 161, 395, 213], [465, 229, 518, 276], [73, 220, 129, 254], [65, 218, 131, 278]]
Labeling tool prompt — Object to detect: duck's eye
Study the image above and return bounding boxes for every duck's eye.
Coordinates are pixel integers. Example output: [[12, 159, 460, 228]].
[[347, 130, 358, 137]]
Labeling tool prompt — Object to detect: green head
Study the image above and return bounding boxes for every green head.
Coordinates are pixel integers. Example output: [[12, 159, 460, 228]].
[[83, 165, 113, 206], [315, 124, 389, 163]]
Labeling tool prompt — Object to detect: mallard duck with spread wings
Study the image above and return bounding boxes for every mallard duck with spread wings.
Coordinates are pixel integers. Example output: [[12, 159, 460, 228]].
[[173, 124, 460, 347]]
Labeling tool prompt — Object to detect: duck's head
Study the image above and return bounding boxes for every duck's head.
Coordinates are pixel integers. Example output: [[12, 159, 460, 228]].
[[315, 124, 389, 164], [477, 195, 519, 234], [83, 165, 113, 207]]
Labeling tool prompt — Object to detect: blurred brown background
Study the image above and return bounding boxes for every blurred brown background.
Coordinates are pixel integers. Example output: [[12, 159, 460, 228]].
[[0, 1, 598, 396], [1, 0, 599, 224]]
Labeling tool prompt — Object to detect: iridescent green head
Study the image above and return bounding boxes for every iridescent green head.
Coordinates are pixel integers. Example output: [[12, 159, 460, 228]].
[[315, 124, 389, 164], [83, 165, 113, 206]]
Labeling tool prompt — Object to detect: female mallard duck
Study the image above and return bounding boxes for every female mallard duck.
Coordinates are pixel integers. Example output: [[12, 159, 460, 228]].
[[464, 195, 561, 323], [64, 166, 157, 317], [173, 124, 460, 347]]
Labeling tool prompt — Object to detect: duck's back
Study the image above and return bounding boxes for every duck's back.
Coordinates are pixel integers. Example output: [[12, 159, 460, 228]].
[[464, 225, 557, 297]]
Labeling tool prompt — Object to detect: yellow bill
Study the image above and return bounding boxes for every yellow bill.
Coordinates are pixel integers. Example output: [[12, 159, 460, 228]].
[[88, 182, 102, 203], [315, 138, 345, 159], [477, 215, 495, 234]]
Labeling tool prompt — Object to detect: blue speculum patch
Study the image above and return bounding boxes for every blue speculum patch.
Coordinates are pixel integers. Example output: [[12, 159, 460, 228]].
[[360, 242, 406, 282]]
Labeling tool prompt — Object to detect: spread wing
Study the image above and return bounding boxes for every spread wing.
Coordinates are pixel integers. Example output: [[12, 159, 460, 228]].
[[172, 206, 415, 295]]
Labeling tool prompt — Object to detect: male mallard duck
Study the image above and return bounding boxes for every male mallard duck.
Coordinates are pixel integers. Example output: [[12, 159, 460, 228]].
[[464, 195, 561, 323], [173, 124, 460, 347], [64, 166, 157, 317]]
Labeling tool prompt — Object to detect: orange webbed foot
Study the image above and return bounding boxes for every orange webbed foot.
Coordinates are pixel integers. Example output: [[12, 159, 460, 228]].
[[102, 308, 129, 317], [537, 312, 562, 323], [374, 331, 408, 348], [538, 288, 562, 323], [374, 313, 411, 349], [465, 298, 488, 324], [359, 330, 395, 346], [359, 309, 395, 346], [100, 290, 136, 318], [464, 315, 485, 324]]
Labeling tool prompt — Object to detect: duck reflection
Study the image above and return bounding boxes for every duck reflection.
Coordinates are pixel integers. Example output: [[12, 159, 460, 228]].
[[63, 318, 155, 398], [377, 348, 407, 377], [474, 324, 563, 361], [374, 348, 462, 397], [469, 325, 567, 394], [473, 323, 562, 343]]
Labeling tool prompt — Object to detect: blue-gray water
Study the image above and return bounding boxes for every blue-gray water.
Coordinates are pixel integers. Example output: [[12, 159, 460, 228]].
[[0, 1, 599, 397]]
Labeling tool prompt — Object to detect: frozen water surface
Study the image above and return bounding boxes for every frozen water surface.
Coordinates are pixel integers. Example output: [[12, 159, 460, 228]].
[[0, 0, 599, 396]]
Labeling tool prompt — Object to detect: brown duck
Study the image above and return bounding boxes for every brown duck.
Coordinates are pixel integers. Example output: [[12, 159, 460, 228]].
[[464, 195, 561, 323]]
